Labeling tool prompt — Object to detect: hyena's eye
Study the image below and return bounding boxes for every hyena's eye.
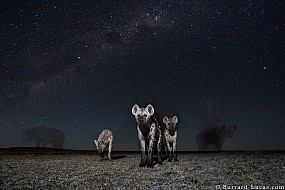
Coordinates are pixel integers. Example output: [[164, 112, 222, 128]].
[[144, 114, 147, 117]]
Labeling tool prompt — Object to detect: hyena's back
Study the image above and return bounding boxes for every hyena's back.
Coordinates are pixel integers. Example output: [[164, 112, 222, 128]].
[[99, 129, 113, 140]]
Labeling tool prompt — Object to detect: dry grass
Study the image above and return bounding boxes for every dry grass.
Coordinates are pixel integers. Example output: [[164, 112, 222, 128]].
[[0, 150, 284, 189]]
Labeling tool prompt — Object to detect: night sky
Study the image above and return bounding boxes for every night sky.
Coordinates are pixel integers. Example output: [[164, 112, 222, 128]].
[[1, 0, 284, 151]]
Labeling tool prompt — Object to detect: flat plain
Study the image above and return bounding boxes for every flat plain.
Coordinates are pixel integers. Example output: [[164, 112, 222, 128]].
[[0, 148, 284, 190]]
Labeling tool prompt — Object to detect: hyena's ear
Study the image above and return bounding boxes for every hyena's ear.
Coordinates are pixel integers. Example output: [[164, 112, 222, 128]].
[[146, 104, 154, 116], [94, 140, 98, 147], [173, 116, 178, 123], [132, 104, 139, 115], [163, 116, 168, 124]]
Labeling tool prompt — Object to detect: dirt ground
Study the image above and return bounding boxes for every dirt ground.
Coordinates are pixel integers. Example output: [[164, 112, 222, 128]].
[[0, 150, 284, 189]]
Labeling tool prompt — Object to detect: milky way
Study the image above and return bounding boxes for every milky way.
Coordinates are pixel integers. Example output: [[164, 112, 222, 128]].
[[1, 0, 284, 150]]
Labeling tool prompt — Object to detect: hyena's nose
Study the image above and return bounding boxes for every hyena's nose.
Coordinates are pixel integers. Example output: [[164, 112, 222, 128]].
[[138, 117, 145, 122]]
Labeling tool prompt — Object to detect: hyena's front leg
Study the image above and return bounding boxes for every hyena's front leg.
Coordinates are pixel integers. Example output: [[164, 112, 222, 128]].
[[165, 133, 172, 161], [138, 127, 146, 167], [147, 124, 156, 168], [157, 129, 162, 165], [173, 133, 178, 161], [163, 135, 168, 159], [108, 137, 113, 160], [166, 139, 172, 161]]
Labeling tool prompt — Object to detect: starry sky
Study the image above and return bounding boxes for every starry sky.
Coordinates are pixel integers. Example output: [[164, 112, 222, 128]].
[[1, 0, 284, 151]]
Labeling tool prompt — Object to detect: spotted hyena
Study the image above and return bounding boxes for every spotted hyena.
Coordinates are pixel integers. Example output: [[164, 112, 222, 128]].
[[163, 116, 179, 161], [196, 124, 237, 151], [132, 104, 163, 168], [22, 125, 65, 149], [94, 129, 113, 160]]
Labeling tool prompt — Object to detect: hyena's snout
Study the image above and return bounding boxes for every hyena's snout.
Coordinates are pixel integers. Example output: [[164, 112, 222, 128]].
[[169, 124, 176, 130], [138, 118, 144, 123], [137, 115, 147, 124], [98, 149, 104, 155]]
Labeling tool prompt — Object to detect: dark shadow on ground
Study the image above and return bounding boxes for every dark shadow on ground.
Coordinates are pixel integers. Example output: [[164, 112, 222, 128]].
[[112, 155, 127, 160], [101, 155, 127, 160], [151, 156, 168, 166]]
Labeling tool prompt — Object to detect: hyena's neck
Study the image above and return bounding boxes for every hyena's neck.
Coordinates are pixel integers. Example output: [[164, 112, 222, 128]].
[[138, 116, 158, 138], [166, 128, 176, 136]]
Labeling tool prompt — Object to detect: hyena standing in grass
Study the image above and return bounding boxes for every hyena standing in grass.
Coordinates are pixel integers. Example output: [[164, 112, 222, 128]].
[[163, 116, 179, 161], [94, 129, 113, 160], [132, 104, 163, 168]]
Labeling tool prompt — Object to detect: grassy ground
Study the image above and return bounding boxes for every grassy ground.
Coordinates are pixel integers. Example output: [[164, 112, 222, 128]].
[[0, 149, 284, 189]]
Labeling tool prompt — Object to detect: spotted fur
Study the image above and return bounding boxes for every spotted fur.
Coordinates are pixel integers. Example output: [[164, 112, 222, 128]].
[[163, 116, 179, 161], [94, 129, 113, 160], [132, 104, 163, 168]]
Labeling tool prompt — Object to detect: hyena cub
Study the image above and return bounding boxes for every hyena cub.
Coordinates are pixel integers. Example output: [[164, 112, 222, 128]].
[[94, 129, 113, 160], [163, 116, 179, 161], [132, 104, 163, 168]]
